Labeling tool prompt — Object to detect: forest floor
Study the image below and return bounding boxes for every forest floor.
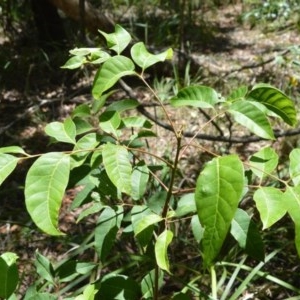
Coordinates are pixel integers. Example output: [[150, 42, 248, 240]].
[[1, 2, 300, 298]]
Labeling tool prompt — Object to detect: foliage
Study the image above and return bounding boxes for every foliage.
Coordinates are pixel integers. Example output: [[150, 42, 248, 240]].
[[1, 24, 300, 299]]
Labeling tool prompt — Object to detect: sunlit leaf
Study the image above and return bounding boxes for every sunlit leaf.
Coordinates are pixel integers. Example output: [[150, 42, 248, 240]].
[[131, 42, 173, 71], [228, 100, 274, 139], [231, 208, 264, 261], [0, 154, 19, 185], [141, 269, 164, 299], [195, 155, 244, 267], [289, 149, 300, 186], [61, 55, 86, 69], [133, 211, 162, 236], [75, 284, 98, 300], [254, 187, 286, 229], [102, 143, 132, 195], [170, 85, 221, 108], [92, 56, 136, 99], [45, 117, 76, 144], [25, 152, 70, 235], [284, 186, 300, 256], [191, 214, 204, 243], [131, 161, 149, 200], [0, 146, 27, 155], [99, 24, 132, 55], [99, 110, 121, 136], [155, 229, 173, 273], [249, 146, 278, 178], [227, 86, 248, 102], [247, 83, 297, 126]]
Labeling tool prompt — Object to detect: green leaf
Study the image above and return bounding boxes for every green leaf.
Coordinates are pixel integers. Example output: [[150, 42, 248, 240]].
[[254, 187, 287, 230], [0, 154, 19, 185], [99, 110, 121, 136], [249, 146, 278, 179], [99, 24, 132, 55], [231, 208, 264, 261], [141, 269, 164, 299], [95, 206, 123, 261], [92, 55, 136, 99], [284, 186, 300, 256], [131, 162, 149, 200], [72, 104, 91, 118], [289, 149, 300, 186], [35, 251, 55, 284], [76, 262, 97, 275], [228, 100, 274, 139], [0, 252, 19, 299], [102, 143, 132, 195], [106, 99, 140, 112], [227, 86, 248, 102], [45, 117, 76, 144], [25, 152, 70, 235], [71, 133, 100, 169], [247, 83, 297, 126], [175, 193, 196, 217], [61, 55, 86, 69], [131, 206, 157, 247], [0, 146, 27, 155], [195, 155, 244, 267], [155, 229, 173, 273], [170, 85, 221, 109], [96, 274, 141, 300], [75, 284, 98, 300], [77, 202, 104, 223], [191, 214, 204, 243], [56, 260, 78, 283], [131, 42, 173, 71]]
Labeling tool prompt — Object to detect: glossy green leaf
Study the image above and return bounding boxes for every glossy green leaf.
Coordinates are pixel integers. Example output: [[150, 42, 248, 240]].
[[155, 229, 173, 273], [254, 187, 286, 229], [0, 252, 19, 299], [0, 146, 27, 155], [231, 208, 264, 261], [131, 162, 149, 200], [95, 206, 123, 261], [175, 193, 196, 217], [45, 117, 76, 144], [284, 186, 300, 256], [249, 146, 278, 179], [141, 269, 164, 299], [61, 55, 86, 69], [247, 83, 297, 126], [131, 42, 173, 71], [0, 154, 19, 185], [99, 24, 132, 55], [35, 251, 55, 284], [289, 149, 300, 186], [170, 85, 221, 108], [195, 155, 244, 267], [99, 110, 121, 136], [96, 273, 141, 300], [131, 206, 156, 247], [25, 152, 70, 235], [228, 100, 274, 139], [102, 143, 132, 195], [92, 55, 136, 99]]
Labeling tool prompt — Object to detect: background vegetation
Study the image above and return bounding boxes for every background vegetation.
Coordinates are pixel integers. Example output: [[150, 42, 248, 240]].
[[1, 0, 300, 299]]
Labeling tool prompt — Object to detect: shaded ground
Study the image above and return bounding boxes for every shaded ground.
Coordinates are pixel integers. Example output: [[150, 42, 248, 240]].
[[1, 2, 300, 298]]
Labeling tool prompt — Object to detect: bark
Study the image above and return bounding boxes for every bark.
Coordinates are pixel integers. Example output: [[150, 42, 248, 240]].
[[47, 0, 115, 34]]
